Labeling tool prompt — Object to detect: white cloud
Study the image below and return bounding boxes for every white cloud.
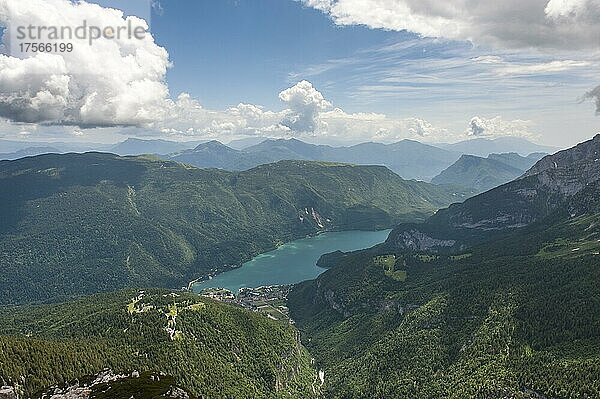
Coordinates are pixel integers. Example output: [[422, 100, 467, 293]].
[[0, 0, 170, 126], [317, 108, 450, 142], [494, 60, 592, 75], [468, 116, 538, 138], [279, 80, 333, 132], [544, 0, 597, 19], [471, 56, 592, 75], [300, 0, 600, 50], [0, 1, 559, 144]]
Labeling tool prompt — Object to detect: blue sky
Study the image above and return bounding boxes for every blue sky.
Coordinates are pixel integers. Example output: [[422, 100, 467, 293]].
[[149, 0, 599, 145], [0, 0, 598, 146], [152, 0, 402, 109]]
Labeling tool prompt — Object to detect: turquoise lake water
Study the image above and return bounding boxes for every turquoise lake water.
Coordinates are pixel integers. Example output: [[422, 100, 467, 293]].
[[192, 229, 391, 293]]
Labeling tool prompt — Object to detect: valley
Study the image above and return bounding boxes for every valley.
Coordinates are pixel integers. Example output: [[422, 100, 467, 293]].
[[0, 136, 597, 399], [0, 154, 459, 305], [0, 0, 597, 397]]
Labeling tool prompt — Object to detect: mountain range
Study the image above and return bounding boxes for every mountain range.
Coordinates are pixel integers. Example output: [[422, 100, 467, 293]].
[[1, 137, 558, 182]]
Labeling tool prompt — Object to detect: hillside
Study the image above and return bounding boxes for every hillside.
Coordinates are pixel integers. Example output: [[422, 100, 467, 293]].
[[287, 135, 600, 398], [0, 289, 318, 398], [0, 153, 461, 305], [167, 138, 461, 181], [431, 152, 545, 193]]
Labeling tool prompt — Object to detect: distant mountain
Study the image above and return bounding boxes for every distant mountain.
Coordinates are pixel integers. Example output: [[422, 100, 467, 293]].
[[110, 138, 201, 155], [0, 139, 111, 154], [0, 146, 62, 160], [0, 153, 461, 305], [245, 138, 329, 161], [488, 152, 547, 170], [432, 152, 546, 193], [227, 136, 268, 150], [437, 137, 559, 157], [170, 140, 270, 170], [332, 140, 461, 181], [0, 139, 37, 153], [170, 138, 461, 181]]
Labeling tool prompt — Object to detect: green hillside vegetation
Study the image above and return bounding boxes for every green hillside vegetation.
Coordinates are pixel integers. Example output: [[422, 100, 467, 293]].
[[0, 289, 318, 398], [288, 136, 600, 398], [0, 153, 462, 305], [288, 214, 600, 398]]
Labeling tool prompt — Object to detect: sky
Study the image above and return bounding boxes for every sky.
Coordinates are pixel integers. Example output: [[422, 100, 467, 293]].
[[0, 0, 599, 147]]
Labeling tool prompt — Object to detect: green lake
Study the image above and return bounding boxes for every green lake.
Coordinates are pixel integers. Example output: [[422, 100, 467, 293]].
[[192, 229, 391, 294]]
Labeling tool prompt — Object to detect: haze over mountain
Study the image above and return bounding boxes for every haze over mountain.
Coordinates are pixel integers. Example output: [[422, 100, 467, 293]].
[[0, 146, 63, 160], [432, 152, 546, 193], [288, 135, 600, 398], [437, 137, 559, 157], [170, 138, 463, 181], [2, 137, 560, 182], [227, 137, 268, 150], [110, 138, 205, 156]]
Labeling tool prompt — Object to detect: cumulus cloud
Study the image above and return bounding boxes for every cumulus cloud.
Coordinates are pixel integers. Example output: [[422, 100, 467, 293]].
[[316, 108, 450, 142], [467, 116, 538, 138], [278, 80, 332, 132], [301, 0, 600, 50], [0, 0, 170, 126], [148, 93, 289, 138], [544, 0, 598, 19], [582, 85, 600, 114]]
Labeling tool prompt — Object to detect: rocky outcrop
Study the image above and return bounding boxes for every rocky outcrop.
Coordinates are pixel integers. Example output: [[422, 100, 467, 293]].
[[385, 135, 599, 251], [39, 370, 191, 399], [394, 230, 457, 251], [0, 386, 16, 399], [433, 135, 599, 231]]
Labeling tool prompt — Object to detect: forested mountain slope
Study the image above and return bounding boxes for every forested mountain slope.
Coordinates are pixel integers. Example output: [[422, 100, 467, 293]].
[[0, 153, 460, 305], [388, 134, 600, 252], [288, 135, 600, 398], [0, 289, 318, 398]]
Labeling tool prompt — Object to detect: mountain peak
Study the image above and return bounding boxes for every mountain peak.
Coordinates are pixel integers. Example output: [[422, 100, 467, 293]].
[[194, 140, 229, 150]]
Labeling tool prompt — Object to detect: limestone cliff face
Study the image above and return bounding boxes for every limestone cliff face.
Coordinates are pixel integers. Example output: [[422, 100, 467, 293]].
[[523, 134, 599, 197], [37, 370, 192, 399]]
